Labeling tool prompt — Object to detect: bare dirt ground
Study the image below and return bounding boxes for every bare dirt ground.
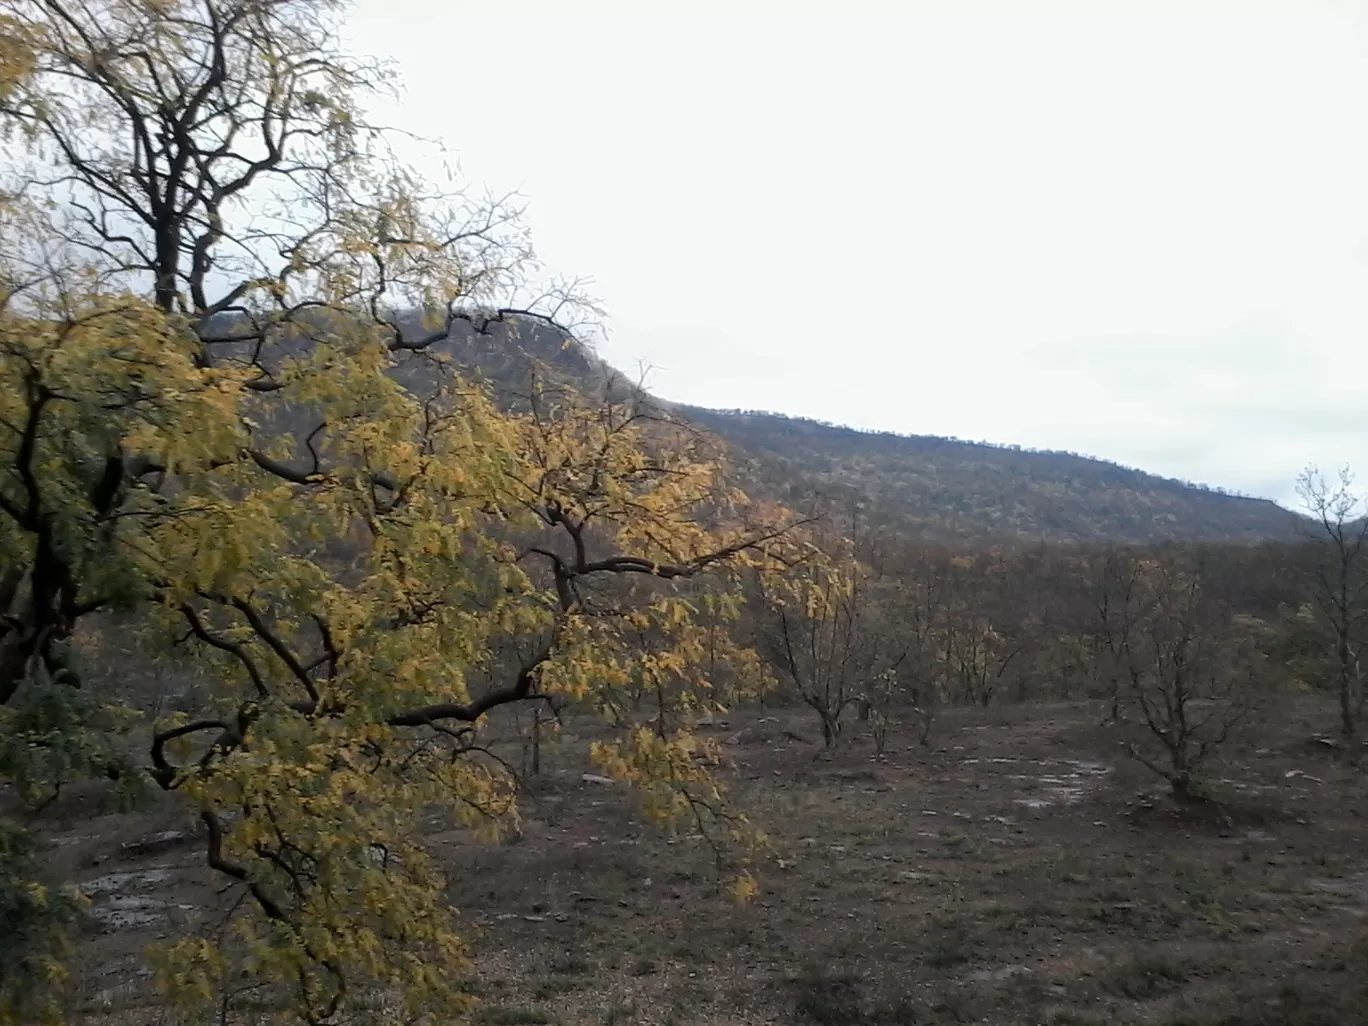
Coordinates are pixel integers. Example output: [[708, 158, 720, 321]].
[[35, 698, 1368, 1025]]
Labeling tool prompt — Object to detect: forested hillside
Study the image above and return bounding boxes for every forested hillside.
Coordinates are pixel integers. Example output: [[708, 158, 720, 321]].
[[676, 406, 1306, 544], [442, 321, 1307, 544]]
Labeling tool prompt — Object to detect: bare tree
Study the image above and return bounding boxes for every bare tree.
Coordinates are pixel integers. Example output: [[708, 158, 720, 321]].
[[758, 562, 873, 747], [1295, 465, 1368, 738], [884, 559, 944, 747], [773, 622, 857, 747], [1082, 546, 1144, 723], [1120, 554, 1262, 800]]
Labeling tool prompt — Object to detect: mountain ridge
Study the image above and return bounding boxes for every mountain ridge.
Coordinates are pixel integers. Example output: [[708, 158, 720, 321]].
[[672, 403, 1272, 500], [671, 402, 1306, 545], [395, 314, 1311, 546]]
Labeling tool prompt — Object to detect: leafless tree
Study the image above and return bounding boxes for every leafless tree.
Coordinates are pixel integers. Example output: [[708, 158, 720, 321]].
[[1082, 546, 1145, 723], [758, 563, 875, 748], [1120, 554, 1263, 800], [1295, 465, 1368, 738], [884, 562, 944, 746], [754, 505, 904, 750]]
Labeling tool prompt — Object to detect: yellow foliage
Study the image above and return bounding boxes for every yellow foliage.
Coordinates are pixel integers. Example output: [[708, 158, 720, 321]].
[[730, 870, 760, 904], [0, 218, 802, 1023], [0, 14, 34, 107], [0, 3, 809, 1020]]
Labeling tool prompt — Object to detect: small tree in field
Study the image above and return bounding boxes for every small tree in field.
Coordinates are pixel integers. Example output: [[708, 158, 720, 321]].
[[1120, 555, 1264, 801], [756, 556, 871, 747], [864, 667, 898, 755], [1080, 546, 1145, 723], [859, 560, 942, 750], [1295, 466, 1368, 739]]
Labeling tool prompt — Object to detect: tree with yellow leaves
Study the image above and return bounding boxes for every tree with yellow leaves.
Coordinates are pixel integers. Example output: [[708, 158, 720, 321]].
[[0, 2, 806, 1022]]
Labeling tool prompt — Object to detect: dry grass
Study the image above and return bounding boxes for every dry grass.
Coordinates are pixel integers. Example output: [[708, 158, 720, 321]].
[[35, 697, 1368, 1025]]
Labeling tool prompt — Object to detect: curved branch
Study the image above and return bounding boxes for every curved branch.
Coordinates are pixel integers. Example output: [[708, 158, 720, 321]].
[[180, 604, 269, 698], [150, 718, 231, 787], [229, 596, 319, 703], [199, 807, 288, 923], [383, 646, 550, 727], [576, 525, 808, 579]]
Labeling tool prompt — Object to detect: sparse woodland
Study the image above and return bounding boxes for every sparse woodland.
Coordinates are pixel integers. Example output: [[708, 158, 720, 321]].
[[0, 4, 1366, 1026]]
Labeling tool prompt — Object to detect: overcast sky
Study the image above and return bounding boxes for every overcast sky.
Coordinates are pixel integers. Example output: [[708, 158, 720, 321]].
[[344, 0, 1368, 508]]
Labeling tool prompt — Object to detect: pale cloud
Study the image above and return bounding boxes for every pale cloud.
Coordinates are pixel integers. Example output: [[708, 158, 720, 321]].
[[344, 0, 1368, 509]]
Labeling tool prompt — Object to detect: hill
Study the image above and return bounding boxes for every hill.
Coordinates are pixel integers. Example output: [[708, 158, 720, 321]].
[[413, 316, 1308, 545], [670, 405, 1306, 545]]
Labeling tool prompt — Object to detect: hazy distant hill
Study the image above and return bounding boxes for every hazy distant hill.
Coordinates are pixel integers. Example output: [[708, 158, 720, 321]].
[[671, 406, 1305, 545], [401, 316, 1308, 545]]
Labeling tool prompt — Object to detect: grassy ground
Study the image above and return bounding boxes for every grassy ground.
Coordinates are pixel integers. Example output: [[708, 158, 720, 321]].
[[39, 698, 1368, 1025]]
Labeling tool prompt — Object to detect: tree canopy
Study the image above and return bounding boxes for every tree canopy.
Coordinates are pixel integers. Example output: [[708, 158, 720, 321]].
[[0, 2, 807, 1022]]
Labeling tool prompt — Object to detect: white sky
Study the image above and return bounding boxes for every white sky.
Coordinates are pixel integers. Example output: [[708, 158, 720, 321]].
[[344, 0, 1368, 508]]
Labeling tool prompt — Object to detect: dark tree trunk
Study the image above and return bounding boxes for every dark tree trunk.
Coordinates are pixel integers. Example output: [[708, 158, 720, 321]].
[[1170, 770, 1197, 803], [820, 714, 839, 748]]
